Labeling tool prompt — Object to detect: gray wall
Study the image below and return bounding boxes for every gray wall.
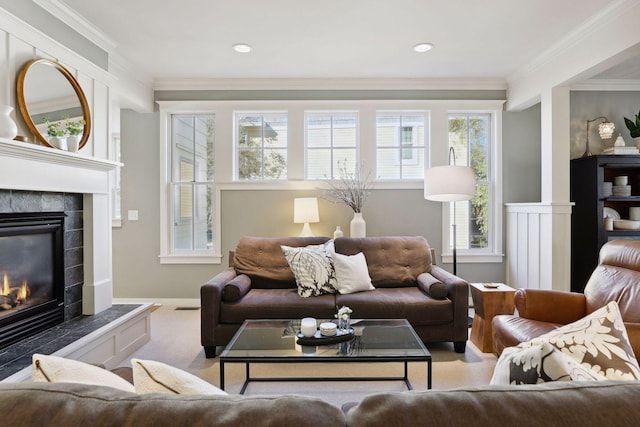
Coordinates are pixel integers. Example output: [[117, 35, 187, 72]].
[[570, 91, 640, 158], [0, 1, 108, 70], [113, 103, 543, 300]]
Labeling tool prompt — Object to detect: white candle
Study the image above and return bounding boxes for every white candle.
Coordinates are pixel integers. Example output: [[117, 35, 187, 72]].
[[300, 317, 317, 337]]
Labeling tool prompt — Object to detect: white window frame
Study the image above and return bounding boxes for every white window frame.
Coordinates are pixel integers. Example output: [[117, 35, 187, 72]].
[[159, 107, 221, 265], [375, 111, 428, 179], [110, 133, 122, 228], [234, 111, 288, 181], [438, 104, 503, 264], [156, 99, 503, 265], [304, 111, 359, 180]]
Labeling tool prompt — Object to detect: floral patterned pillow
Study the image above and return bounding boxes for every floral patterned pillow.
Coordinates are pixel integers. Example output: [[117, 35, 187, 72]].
[[490, 341, 606, 385], [519, 301, 640, 380], [281, 240, 338, 297]]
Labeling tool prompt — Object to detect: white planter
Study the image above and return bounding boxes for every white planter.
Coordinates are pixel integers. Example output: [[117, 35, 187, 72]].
[[0, 105, 18, 140], [67, 135, 81, 152], [49, 136, 68, 151], [634, 136, 640, 149], [350, 212, 366, 238]]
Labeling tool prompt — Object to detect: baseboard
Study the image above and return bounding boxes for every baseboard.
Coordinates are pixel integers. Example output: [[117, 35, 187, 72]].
[[112, 298, 200, 307]]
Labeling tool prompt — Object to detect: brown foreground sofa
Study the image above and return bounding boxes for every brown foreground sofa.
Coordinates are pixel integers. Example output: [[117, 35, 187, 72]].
[[201, 236, 470, 357], [3, 380, 640, 426], [493, 240, 640, 358]]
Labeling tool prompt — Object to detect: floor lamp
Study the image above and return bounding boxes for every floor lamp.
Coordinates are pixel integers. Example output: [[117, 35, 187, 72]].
[[424, 148, 476, 275]]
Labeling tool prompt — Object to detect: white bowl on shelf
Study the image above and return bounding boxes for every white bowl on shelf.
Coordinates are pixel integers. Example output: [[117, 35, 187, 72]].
[[613, 219, 640, 230]]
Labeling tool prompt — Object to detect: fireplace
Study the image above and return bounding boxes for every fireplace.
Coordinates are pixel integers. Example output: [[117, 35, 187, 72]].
[[0, 212, 65, 349]]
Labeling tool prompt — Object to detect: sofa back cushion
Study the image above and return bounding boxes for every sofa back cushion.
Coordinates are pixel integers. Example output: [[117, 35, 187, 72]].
[[233, 236, 330, 289], [334, 236, 431, 288], [584, 240, 640, 322]]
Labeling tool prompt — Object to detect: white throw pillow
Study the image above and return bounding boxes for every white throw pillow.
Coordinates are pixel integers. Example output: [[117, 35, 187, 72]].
[[496, 301, 640, 382], [32, 354, 135, 393], [333, 252, 375, 294], [281, 240, 338, 297], [490, 341, 605, 385], [132, 358, 227, 395]]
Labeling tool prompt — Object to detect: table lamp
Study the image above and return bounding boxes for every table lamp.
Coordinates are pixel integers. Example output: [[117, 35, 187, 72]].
[[294, 197, 320, 237]]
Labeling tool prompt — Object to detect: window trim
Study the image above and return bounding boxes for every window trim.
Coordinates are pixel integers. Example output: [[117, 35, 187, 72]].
[[159, 108, 221, 264], [157, 99, 504, 265], [440, 107, 504, 264]]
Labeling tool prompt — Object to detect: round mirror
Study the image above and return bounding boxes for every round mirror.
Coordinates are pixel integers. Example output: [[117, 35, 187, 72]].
[[16, 58, 92, 150]]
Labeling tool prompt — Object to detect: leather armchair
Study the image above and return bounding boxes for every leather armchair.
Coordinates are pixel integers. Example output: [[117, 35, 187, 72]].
[[493, 240, 640, 359]]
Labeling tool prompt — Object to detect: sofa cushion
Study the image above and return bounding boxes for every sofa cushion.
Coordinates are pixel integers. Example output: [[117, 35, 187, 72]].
[[222, 274, 251, 302], [490, 342, 605, 385], [336, 287, 452, 326], [0, 382, 346, 427], [346, 381, 640, 427], [417, 272, 447, 299], [132, 359, 226, 395], [32, 354, 135, 393], [334, 236, 431, 288], [220, 289, 336, 322], [281, 240, 338, 297], [233, 236, 330, 288], [517, 301, 640, 380], [333, 252, 375, 294]]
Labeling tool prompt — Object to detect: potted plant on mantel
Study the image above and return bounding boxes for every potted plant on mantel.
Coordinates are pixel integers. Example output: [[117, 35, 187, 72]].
[[624, 110, 640, 148], [43, 117, 67, 150], [65, 116, 85, 152]]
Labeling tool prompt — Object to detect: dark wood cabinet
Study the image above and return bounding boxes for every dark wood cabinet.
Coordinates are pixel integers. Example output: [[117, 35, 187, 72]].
[[571, 155, 640, 292]]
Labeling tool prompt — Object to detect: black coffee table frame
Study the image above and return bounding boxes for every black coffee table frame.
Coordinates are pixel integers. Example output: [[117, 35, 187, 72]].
[[218, 319, 432, 394]]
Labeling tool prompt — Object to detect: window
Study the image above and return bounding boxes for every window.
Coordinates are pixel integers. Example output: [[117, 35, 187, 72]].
[[305, 112, 358, 179], [170, 114, 215, 254], [235, 113, 288, 180], [447, 113, 492, 252], [376, 112, 426, 179]]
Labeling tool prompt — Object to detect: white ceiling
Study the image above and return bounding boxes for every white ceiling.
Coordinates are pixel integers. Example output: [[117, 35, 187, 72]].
[[58, 0, 627, 85]]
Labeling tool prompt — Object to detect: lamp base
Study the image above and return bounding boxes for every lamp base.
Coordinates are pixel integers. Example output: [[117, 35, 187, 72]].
[[298, 222, 315, 237]]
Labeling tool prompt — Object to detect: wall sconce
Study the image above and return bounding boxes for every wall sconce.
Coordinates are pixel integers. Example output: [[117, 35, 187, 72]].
[[583, 116, 615, 157], [294, 197, 319, 237], [424, 147, 476, 275]]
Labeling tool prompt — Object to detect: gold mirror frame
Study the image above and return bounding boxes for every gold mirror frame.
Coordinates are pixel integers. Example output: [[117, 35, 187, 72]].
[[16, 58, 92, 150]]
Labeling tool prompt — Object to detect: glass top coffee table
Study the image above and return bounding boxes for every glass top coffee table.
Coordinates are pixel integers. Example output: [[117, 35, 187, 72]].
[[219, 319, 432, 394]]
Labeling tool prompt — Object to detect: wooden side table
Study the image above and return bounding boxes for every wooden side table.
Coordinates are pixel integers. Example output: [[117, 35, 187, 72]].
[[469, 283, 515, 353]]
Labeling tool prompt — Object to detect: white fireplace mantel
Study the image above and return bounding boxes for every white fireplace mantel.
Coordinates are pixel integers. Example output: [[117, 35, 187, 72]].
[[0, 137, 121, 315]]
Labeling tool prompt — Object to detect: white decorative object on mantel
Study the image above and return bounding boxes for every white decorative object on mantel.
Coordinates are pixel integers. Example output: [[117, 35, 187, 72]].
[[0, 105, 18, 140]]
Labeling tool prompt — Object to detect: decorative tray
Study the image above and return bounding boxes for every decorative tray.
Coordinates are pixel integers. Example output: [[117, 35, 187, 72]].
[[296, 328, 355, 346]]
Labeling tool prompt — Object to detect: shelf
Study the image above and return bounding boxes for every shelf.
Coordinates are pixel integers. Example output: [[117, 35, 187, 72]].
[[602, 197, 640, 201]]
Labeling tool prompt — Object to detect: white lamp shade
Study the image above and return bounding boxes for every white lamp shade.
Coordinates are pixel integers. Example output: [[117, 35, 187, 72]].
[[424, 165, 477, 202], [294, 197, 320, 223]]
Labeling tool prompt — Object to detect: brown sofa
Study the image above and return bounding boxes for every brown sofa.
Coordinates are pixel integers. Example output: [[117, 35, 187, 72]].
[[201, 236, 470, 357], [493, 239, 640, 358], [3, 380, 640, 426]]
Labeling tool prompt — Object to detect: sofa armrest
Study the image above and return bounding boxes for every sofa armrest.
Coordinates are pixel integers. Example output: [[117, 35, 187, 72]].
[[429, 265, 469, 343], [515, 289, 587, 324], [200, 268, 239, 350]]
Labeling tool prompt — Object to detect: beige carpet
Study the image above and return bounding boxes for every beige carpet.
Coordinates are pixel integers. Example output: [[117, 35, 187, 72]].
[[122, 305, 497, 407]]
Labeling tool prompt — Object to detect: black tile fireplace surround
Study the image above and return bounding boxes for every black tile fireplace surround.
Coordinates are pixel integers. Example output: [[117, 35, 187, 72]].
[[0, 190, 84, 349]]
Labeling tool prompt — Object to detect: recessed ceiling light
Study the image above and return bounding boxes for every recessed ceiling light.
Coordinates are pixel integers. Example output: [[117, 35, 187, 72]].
[[232, 43, 253, 53], [413, 43, 434, 53]]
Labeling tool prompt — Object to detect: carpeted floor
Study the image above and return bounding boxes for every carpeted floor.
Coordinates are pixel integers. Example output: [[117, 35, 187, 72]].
[[122, 305, 497, 407]]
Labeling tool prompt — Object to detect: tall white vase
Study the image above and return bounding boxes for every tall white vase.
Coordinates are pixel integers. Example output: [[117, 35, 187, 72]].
[[350, 212, 366, 238], [0, 105, 18, 140]]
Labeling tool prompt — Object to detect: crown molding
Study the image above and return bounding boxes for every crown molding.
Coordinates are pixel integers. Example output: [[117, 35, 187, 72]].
[[152, 77, 507, 91], [508, 0, 635, 84], [33, 0, 117, 52], [571, 79, 640, 91]]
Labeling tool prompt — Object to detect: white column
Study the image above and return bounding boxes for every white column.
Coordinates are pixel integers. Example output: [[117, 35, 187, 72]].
[[83, 193, 114, 314]]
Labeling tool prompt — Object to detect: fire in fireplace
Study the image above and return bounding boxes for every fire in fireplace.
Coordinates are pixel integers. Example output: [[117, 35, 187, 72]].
[[0, 212, 65, 349]]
